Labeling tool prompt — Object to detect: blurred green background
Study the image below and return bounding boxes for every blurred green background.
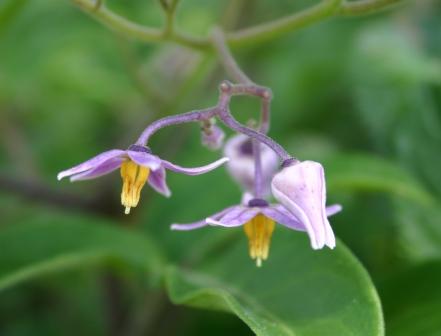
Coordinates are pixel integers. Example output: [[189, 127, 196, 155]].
[[1, 0, 441, 335]]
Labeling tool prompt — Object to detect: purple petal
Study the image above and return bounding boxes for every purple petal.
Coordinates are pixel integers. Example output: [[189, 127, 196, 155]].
[[57, 149, 126, 180], [148, 167, 171, 197], [265, 203, 342, 232], [161, 157, 229, 176], [207, 206, 260, 227], [171, 206, 236, 231], [326, 204, 343, 217], [127, 150, 162, 171], [70, 157, 125, 181], [261, 205, 305, 231]]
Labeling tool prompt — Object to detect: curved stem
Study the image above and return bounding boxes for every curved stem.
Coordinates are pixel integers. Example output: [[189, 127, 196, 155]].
[[217, 107, 290, 161], [211, 27, 253, 85], [339, 0, 405, 16], [136, 107, 218, 145], [226, 0, 342, 47]]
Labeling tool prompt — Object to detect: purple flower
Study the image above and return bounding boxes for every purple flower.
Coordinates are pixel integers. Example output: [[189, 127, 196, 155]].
[[271, 160, 337, 250], [224, 134, 278, 196], [58, 144, 229, 215], [171, 197, 341, 267], [201, 124, 225, 150]]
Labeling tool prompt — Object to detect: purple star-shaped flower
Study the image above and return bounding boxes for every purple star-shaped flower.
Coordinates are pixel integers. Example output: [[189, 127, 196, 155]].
[[58, 144, 228, 214], [171, 197, 341, 266]]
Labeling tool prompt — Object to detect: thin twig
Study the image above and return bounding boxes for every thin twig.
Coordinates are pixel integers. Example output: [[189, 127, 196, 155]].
[[69, 0, 408, 50], [339, 0, 405, 15]]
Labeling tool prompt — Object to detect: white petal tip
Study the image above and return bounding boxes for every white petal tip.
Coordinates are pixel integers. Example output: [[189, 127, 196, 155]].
[[57, 173, 65, 181]]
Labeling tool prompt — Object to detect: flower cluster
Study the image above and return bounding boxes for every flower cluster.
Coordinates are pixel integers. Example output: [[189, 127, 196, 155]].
[[58, 82, 341, 266]]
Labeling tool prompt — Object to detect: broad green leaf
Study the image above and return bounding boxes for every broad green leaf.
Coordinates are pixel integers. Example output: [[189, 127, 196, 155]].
[[324, 154, 434, 206], [166, 230, 384, 336], [380, 261, 441, 336], [0, 214, 165, 291]]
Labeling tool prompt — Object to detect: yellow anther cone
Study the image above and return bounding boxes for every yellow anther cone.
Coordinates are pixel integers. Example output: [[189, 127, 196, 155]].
[[243, 214, 275, 267], [120, 160, 150, 214]]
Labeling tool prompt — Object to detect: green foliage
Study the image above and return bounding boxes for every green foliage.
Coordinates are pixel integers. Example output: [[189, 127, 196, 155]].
[[167, 233, 383, 336]]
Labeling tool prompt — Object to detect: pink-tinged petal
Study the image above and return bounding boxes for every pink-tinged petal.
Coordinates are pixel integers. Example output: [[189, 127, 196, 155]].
[[261, 206, 305, 231], [70, 157, 125, 181], [148, 167, 171, 197], [127, 151, 162, 171], [57, 149, 126, 180], [207, 206, 260, 227], [171, 206, 236, 231], [161, 157, 229, 176], [271, 161, 336, 250]]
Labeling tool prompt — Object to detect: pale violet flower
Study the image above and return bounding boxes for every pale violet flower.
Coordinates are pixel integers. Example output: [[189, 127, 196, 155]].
[[201, 124, 225, 150], [224, 134, 278, 196], [271, 160, 336, 250], [58, 144, 228, 215], [172, 197, 341, 267]]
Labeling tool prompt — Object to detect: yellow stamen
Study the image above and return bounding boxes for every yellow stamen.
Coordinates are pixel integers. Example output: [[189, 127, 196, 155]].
[[243, 214, 275, 267], [120, 160, 150, 214]]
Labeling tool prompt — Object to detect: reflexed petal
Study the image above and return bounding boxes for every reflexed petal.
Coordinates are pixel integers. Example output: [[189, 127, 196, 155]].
[[70, 157, 125, 181], [57, 149, 126, 180], [271, 161, 335, 249], [161, 157, 229, 176], [326, 204, 343, 217], [148, 167, 171, 197], [171, 206, 236, 231], [207, 206, 260, 227], [127, 150, 162, 171]]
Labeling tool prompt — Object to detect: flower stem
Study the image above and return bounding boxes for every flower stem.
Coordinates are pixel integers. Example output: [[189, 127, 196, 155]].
[[136, 107, 217, 145], [252, 140, 264, 198]]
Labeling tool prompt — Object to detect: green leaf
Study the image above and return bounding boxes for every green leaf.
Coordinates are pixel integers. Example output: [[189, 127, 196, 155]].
[[324, 154, 434, 206], [0, 214, 165, 291], [380, 261, 441, 336], [166, 230, 384, 336]]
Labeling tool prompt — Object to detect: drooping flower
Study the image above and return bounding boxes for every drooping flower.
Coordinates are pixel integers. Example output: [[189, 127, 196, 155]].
[[58, 144, 228, 214], [271, 160, 336, 250], [171, 197, 341, 267], [201, 123, 225, 151], [224, 134, 278, 196]]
